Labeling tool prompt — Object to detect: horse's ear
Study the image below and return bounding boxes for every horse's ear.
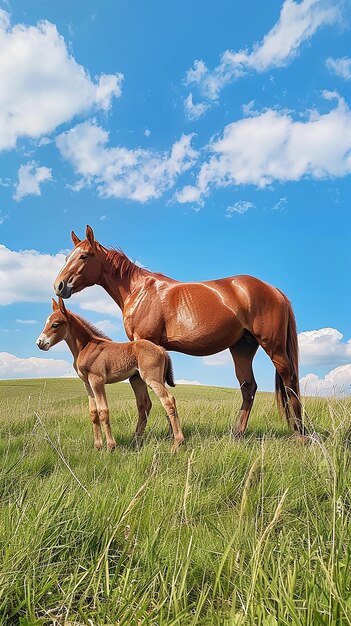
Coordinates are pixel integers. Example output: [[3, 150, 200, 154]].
[[86, 225, 95, 246], [52, 298, 59, 311], [71, 230, 81, 246], [58, 297, 67, 315]]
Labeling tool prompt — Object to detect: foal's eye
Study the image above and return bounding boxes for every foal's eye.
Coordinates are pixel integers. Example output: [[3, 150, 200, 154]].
[[52, 323, 60, 328], [79, 254, 88, 260]]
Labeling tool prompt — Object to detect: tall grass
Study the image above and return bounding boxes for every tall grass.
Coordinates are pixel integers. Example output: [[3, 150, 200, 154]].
[[0, 379, 350, 625]]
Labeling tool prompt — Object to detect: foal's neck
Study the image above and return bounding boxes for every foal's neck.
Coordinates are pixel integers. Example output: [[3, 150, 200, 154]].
[[65, 316, 92, 362]]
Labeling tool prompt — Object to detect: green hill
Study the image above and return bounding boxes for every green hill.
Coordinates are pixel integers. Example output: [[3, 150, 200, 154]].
[[0, 379, 350, 625]]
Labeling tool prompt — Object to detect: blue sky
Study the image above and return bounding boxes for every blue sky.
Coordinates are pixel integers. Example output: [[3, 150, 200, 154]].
[[0, 0, 350, 394]]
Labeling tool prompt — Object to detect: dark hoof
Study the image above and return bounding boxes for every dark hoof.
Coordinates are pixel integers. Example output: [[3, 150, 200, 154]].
[[130, 437, 143, 451], [231, 430, 244, 440]]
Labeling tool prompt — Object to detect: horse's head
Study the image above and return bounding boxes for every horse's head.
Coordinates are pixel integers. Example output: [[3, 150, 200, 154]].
[[54, 225, 103, 298], [37, 298, 69, 351]]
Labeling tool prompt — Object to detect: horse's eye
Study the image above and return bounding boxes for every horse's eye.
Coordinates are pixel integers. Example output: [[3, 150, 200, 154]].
[[52, 322, 60, 328], [80, 254, 88, 260]]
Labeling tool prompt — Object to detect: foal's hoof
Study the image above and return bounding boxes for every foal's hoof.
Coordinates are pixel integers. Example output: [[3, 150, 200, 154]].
[[171, 438, 185, 454], [107, 442, 116, 452]]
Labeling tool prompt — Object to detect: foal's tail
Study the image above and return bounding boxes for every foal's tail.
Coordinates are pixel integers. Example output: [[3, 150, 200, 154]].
[[164, 351, 175, 387], [275, 295, 300, 423]]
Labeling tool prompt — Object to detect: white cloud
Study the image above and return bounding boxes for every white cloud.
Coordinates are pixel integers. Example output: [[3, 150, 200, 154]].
[[0, 244, 120, 316], [94, 319, 120, 337], [271, 197, 287, 211], [203, 350, 232, 367], [326, 56, 351, 81], [175, 379, 202, 385], [184, 0, 340, 115], [0, 351, 74, 379], [77, 295, 121, 317], [184, 93, 210, 121], [300, 364, 351, 396], [298, 327, 351, 367], [16, 319, 37, 325], [56, 120, 198, 202], [0, 10, 123, 150], [174, 184, 203, 205], [13, 161, 52, 201], [0, 211, 8, 225], [178, 95, 351, 201], [226, 201, 254, 216], [202, 326, 351, 370]]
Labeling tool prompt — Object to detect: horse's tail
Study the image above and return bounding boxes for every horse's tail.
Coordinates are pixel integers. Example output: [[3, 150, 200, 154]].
[[164, 351, 175, 387], [275, 294, 300, 424]]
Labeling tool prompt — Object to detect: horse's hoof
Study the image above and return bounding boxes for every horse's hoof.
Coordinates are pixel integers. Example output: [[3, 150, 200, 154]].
[[231, 430, 244, 441], [131, 437, 143, 451], [292, 433, 310, 445]]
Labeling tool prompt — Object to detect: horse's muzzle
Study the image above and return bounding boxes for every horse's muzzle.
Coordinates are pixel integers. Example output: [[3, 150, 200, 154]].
[[54, 280, 73, 298]]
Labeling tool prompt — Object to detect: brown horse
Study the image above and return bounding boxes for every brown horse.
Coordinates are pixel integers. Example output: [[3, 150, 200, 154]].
[[54, 225, 306, 437], [37, 298, 184, 452]]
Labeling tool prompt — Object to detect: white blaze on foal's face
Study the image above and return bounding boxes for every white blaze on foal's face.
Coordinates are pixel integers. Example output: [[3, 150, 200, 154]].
[[37, 311, 68, 351]]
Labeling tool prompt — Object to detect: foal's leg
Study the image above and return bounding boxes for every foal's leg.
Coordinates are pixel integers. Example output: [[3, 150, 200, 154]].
[[129, 373, 152, 447], [88, 377, 116, 451], [145, 378, 184, 453], [230, 334, 259, 438], [85, 382, 102, 450]]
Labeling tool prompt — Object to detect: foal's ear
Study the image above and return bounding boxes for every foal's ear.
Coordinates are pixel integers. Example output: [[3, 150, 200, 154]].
[[71, 230, 81, 246], [86, 225, 95, 246], [52, 298, 59, 311], [58, 297, 67, 315]]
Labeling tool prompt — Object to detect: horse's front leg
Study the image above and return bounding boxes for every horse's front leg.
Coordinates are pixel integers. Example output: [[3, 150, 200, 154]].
[[88, 377, 116, 451], [84, 382, 102, 450]]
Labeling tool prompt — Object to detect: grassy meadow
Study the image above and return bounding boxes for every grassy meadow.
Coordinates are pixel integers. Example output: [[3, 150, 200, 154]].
[[0, 378, 351, 625]]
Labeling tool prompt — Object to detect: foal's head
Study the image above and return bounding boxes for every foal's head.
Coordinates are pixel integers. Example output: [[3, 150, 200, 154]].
[[54, 225, 103, 299], [37, 298, 70, 351]]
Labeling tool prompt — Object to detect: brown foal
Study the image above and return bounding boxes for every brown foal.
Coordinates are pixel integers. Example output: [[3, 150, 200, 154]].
[[54, 225, 306, 438], [37, 298, 184, 452]]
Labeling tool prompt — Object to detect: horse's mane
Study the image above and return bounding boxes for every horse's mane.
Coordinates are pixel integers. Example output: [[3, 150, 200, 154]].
[[104, 246, 169, 282], [69, 311, 112, 341], [105, 247, 145, 281]]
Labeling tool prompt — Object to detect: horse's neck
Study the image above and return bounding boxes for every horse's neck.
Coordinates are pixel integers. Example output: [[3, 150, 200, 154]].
[[99, 270, 128, 310], [99, 257, 146, 311], [98, 247, 176, 313], [65, 317, 91, 363]]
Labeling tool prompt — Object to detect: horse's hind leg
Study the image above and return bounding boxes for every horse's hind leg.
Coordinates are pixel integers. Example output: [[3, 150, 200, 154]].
[[272, 351, 306, 437], [85, 382, 102, 450], [230, 334, 259, 438], [145, 378, 184, 453], [89, 377, 116, 451], [129, 373, 152, 447]]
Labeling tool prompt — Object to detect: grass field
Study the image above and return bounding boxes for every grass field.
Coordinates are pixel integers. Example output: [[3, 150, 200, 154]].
[[0, 378, 350, 625]]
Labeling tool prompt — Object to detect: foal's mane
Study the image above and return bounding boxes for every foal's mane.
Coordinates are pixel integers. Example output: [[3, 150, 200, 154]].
[[69, 310, 112, 341]]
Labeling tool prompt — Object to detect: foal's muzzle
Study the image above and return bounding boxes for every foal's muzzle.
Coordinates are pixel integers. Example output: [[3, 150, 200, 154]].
[[36, 335, 50, 351], [54, 279, 73, 298]]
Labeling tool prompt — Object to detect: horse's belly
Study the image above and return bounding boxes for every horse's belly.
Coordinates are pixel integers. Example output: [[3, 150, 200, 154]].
[[163, 309, 243, 356]]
